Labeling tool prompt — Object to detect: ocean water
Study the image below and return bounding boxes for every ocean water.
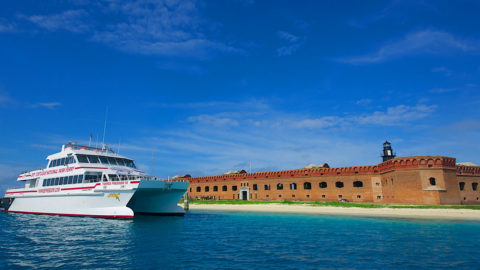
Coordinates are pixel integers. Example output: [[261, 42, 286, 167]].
[[1, 210, 480, 269]]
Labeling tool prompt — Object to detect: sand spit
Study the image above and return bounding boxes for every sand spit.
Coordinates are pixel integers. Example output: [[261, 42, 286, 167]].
[[186, 204, 480, 221]]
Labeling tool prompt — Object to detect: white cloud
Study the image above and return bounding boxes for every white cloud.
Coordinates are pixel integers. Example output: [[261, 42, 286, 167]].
[[0, 20, 15, 33], [354, 104, 436, 125], [429, 88, 458, 93], [31, 102, 62, 109], [26, 10, 89, 33], [293, 116, 345, 129], [20, 0, 244, 60], [276, 29, 305, 56], [356, 99, 372, 105], [339, 30, 478, 64], [277, 42, 303, 56], [277, 31, 299, 43], [431, 66, 453, 76], [188, 114, 239, 127]]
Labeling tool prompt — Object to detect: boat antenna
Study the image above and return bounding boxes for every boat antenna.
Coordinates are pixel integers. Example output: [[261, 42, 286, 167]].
[[102, 106, 108, 145], [151, 147, 156, 176], [117, 138, 121, 154], [88, 134, 92, 147]]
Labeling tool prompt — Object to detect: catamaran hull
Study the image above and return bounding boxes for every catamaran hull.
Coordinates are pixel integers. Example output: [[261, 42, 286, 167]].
[[3, 180, 189, 218], [127, 180, 189, 215], [3, 191, 135, 218]]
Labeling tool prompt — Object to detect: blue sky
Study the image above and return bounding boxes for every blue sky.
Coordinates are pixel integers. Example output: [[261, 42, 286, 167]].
[[1, 0, 480, 193]]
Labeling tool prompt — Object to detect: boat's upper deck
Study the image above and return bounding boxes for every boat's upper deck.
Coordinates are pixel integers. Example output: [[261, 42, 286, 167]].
[[17, 143, 140, 181]]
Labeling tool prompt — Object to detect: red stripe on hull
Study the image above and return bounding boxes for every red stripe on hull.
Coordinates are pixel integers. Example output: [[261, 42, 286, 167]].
[[75, 167, 108, 170], [2, 210, 133, 219], [61, 183, 100, 191], [130, 181, 140, 184], [6, 190, 38, 194]]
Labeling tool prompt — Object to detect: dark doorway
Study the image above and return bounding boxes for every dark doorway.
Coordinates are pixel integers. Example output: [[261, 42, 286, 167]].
[[242, 191, 248, 200]]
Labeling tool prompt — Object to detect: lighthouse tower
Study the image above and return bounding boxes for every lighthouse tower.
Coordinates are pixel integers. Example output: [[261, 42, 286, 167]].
[[382, 141, 396, 162]]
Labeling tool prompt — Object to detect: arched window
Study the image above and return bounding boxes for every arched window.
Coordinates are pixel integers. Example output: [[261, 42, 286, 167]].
[[429, 177, 436, 186], [353, 181, 363, 188], [304, 182, 312, 190], [290, 183, 297, 190], [232, 186, 238, 191], [264, 184, 271, 190], [459, 182, 465, 191], [319, 182, 327, 188], [196, 186, 201, 192], [277, 183, 283, 190], [189, 187, 192, 192], [253, 184, 258, 190], [473, 183, 478, 191], [213, 186, 218, 191], [222, 185, 228, 191], [205, 186, 210, 192], [336, 181, 344, 188]]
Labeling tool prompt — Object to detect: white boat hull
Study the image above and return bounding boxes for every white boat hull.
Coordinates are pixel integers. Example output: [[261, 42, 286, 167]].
[[3, 180, 189, 218]]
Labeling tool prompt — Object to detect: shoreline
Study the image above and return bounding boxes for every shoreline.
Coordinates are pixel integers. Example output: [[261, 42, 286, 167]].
[[185, 203, 480, 220]]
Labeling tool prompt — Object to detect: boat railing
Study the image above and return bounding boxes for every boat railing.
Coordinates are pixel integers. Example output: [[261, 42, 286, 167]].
[[138, 176, 189, 183], [6, 186, 25, 191]]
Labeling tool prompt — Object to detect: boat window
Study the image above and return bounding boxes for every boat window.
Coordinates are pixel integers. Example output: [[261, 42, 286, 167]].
[[116, 158, 126, 166], [87, 155, 99, 163], [78, 175, 83, 184], [59, 158, 64, 166], [54, 177, 59, 185], [73, 175, 78, 184], [120, 175, 128, 181], [99, 156, 109, 164], [68, 176, 73, 184], [85, 174, 100, 183], [66, 156, 75, 165], [124, 159, 133, 168], [48, 160, 53, 168], [109, 174, 119, 181], [45, 179, 49, 186], [76, 155, 89, 163], [107, 157, 118, 165]]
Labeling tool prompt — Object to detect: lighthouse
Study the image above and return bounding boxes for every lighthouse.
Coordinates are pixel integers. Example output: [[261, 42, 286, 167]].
[[382, 141, 396, 162]]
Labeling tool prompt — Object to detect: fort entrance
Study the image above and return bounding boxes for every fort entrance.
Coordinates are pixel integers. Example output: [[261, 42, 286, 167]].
[[240, 187, 249, 200]]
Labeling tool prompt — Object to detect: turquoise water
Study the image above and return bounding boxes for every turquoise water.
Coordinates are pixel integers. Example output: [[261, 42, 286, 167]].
[[1, 210, 480, 269]]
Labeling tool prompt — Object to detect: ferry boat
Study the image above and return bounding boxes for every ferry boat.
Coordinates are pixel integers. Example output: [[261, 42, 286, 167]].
[[1, 143, 189, 218]]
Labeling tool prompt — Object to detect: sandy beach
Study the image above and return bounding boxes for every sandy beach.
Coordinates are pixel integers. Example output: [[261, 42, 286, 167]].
[[186, 203, 480, 220]]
